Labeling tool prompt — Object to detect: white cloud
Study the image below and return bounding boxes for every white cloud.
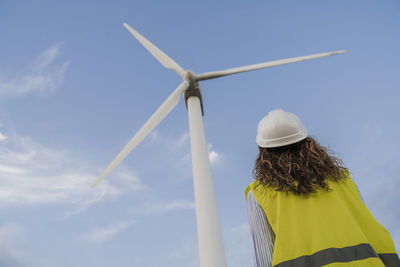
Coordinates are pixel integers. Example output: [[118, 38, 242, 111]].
[[0, 131, 7, 142], [0, 44, 138, 215], [0, 223, 26, 267], [82, 220, 134, 244], [111, 165, 147, 192], [209, 150, 220, 164], [0, 164, 26, 174], [207, 143, 221, 166], [0, 43, 145, 214], [0, 44, 68, 98], [31, 45, 60, 71], [144, 200, 195, 214], [0, 133, 145, 213]]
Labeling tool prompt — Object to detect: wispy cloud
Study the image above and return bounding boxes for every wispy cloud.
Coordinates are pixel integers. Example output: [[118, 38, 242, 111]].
[[0, 44, 68, 98], [30, 45, 61, 71], [0, 223, 26, 267], [0, 44, 144, 214], [144, 200, 195, 214], [81, 220, 135, 244], [176, 132, 190, 147], [0, 132, 145, 213]]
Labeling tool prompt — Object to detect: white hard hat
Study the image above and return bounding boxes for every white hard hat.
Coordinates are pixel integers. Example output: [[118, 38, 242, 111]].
[[256, 109, 308, 148]]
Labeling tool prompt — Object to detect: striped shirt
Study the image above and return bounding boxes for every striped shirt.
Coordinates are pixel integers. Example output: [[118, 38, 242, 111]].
[[246, 184, 365, 267]]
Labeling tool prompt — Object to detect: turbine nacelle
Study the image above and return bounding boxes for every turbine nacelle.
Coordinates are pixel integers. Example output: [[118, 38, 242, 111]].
[[182, 70, 204, 116]]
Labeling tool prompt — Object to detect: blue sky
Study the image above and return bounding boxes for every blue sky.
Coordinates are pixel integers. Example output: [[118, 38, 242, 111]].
[[0, 1, 399, 266]]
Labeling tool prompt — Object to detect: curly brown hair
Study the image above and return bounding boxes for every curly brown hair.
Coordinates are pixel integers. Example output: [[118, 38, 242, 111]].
[[252, 137, 348, 196]]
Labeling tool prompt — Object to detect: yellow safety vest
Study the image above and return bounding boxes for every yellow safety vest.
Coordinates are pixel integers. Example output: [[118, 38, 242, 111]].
[[245, 173, 400, 267]]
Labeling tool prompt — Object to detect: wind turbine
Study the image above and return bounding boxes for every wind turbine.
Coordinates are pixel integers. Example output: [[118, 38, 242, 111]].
[[92, 22, 346, 267]]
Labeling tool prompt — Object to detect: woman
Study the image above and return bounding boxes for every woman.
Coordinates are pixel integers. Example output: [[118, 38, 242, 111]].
[[246, 109, 399, 267]]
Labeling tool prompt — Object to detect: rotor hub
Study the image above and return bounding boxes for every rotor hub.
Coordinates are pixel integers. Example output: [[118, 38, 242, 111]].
[[182, 70, 197, 84]]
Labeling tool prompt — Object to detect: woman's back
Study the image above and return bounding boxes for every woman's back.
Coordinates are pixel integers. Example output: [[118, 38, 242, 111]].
[[247, 109, 400, 267], [247, 174, 398, 266]]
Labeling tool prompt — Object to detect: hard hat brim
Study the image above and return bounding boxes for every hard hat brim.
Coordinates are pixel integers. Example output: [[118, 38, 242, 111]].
[[256, 130, 308, 148]]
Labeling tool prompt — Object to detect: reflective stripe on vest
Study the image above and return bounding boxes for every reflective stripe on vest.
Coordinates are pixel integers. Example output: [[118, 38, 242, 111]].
[[274, 243, 400, 267], [245, 173, 400, 267], [378, 254, 400, 267]]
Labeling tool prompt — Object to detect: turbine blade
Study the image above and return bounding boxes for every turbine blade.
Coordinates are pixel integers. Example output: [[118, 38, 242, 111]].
[[92, 81, 189, 187], [196, 50, 347, 81], [123, 22, 185, 77]]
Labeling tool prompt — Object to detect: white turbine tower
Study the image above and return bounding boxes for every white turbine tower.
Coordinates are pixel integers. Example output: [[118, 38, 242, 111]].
[[92, 22, 346, 267]]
